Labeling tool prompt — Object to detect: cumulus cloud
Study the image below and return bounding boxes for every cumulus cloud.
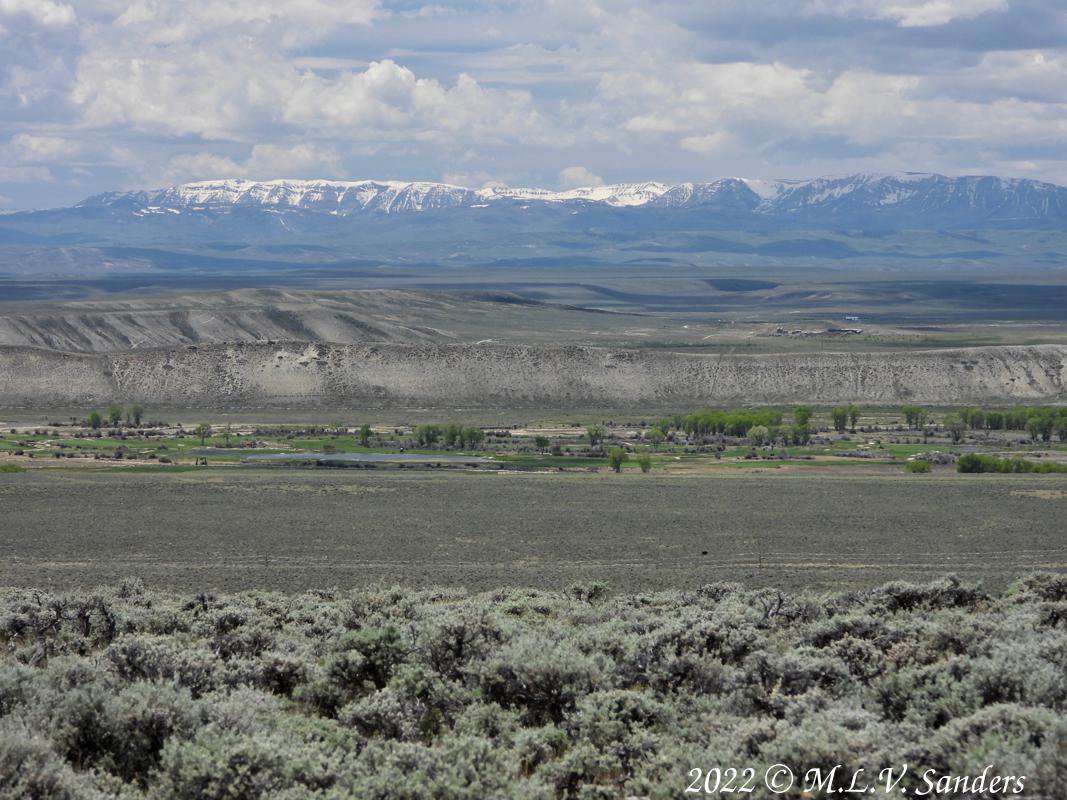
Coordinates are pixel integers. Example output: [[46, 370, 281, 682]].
[[9, 133, 82, 160], [0, 0, 75, 28], [806, 0, 1007, 27], [70, 46, 541, 143], [442, 170, 503, 189], [155, 153, 245, 183], [68, 0, 511, 145], [3, 0, 1067, 207], [558, 165, 604, 188], [680, 132, 732, 154], [281, 61, 541, 140], [611, 61, 816, 134], [0, 165, 53, 182], [158, 143, 344, 183], [600, 52, 1067, 169], [71, 45, 297, 139], [111, 0, 380, 48]]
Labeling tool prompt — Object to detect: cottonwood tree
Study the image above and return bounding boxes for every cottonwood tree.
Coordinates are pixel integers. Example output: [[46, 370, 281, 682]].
[[943, 414, 966, 444], [902, 405, 926, 429], [441, 422, 462, 448], [961, 407, 986, 430], [462, 427, 485, 448], [831, 407, 848, 433], [607, 447, 628, 473], [194, 423, 212, 446], [128, 404, 145, 427], [748, 425, 771, 447], [586, 424, 605, 447], [647, 427, 665, 449], [1026, 413, 1053, 443], [789, 424, 812, 445], [847, 404, 860, 431], [358, 424, 372, 447], [414, 424, 441, 447], [793, 406, 813, 427]]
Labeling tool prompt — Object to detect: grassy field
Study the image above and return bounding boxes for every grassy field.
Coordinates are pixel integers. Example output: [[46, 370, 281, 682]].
[[1, 469, 1064, 593]]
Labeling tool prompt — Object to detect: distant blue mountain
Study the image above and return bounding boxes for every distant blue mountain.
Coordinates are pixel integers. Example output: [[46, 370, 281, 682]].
[[62, 172, 1067, 228], [2, 173, 1066, 276]]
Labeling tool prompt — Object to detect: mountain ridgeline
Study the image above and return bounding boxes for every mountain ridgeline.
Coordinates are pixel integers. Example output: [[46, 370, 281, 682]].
[[4, 171, 1067, 278], [74, 172, 1067, 228]]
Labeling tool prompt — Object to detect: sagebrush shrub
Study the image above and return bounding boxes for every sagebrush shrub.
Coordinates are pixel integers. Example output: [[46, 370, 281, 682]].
[[0, 576, 1065, 798]]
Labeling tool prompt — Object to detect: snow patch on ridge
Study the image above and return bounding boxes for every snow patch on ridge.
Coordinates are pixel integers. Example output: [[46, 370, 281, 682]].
[[77, 173, 1067, 222]]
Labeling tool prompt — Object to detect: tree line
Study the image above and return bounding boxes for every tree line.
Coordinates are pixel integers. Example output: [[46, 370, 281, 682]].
[[902, 405, 1067, 442], [413, 423, 486, 448], [651, 407, 816, 447], [85, 403, 146, 429]]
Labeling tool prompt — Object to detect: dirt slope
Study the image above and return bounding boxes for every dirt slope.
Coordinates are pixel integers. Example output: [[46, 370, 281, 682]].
[[0, 342, 1063, 408], [0, 289, 622, 352]]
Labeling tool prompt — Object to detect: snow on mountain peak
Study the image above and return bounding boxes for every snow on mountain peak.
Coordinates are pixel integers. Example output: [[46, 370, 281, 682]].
[[78, 173, 1067, 224]]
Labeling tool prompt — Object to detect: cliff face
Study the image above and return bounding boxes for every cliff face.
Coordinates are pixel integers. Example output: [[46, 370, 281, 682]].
[[0, 342, 1064, 409]]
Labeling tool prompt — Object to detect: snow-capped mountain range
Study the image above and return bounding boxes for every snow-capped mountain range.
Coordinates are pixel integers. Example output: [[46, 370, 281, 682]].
[[78, 172, 1067, 224]]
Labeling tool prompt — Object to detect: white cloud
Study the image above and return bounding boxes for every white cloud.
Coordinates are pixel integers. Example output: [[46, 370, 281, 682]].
[[816, 71, 921, 139], [10, 133, 82, 161], [112, 0, 380, 48], [680, 132, 731, 154], [71, 48, 542, 144], [71, 44, 297, 139], [158, 143, 344, 183], [2, 0, 1067, 206], [244, 143, 343, 177], [441, 170, 501, 188], [806, 0, 1007, 27], [282, 61, 542, 141], [0, 0, 75, 28], [157, 153, 246, 183], [611, 61, 817, 134], [558, 165, 604, 188], [0, 165, 53, 182], [599, 54, 1067, 160]]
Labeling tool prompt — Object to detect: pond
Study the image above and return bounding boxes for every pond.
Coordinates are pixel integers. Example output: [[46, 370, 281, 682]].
[[243, 452, 491, 463]]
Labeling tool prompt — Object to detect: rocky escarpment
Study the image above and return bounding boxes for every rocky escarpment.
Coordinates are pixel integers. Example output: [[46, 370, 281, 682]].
[[0, 342, 1064, 409], [0, 289, 564, 353]]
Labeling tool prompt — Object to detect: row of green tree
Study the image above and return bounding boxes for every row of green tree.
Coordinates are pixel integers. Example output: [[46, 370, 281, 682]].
[[413, 423, 486, 448], [902, 405, 1067, 440], [85, 403, 145, 429], [830, 405, 861, 433], [957, 453, 1067, 474], [606, 448, 652, 473], [651, 406, 822, 445], [943, 409, 1067, 443], [670, 408, 785, 437]]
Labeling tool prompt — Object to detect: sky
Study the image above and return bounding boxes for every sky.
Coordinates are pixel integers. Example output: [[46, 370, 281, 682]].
[[1, 0, 1066, 209]]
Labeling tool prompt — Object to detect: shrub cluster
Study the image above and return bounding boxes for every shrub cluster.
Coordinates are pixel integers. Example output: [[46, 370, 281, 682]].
[[957, 453, 1067, 473], [2, 576, 1067, 798]]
